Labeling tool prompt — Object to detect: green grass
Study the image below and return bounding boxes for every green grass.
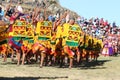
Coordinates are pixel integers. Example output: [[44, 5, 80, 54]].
[[0, 55, 120, 80]]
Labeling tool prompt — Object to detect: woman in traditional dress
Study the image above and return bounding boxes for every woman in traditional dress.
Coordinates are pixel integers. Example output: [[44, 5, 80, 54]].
[[108, 39, 113, 56], [102, 40, 109, 56]]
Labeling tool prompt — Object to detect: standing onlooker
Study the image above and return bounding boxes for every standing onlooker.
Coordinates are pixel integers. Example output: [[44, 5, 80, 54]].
[[117, 40, 120, 54], [102, 40, 109, 56], [0, 7, 4, 20], [112, 22, 116, 28], [16, 2, 23, 13]]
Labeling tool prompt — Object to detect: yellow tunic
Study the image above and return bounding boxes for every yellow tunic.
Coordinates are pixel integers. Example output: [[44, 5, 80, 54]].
[[36, 21, 42, 34], [62, 23, 70, 37], [36, 21, 52, 41], [56, 25, 63, 39], [85, 34, 89, 47], [62, 23, 81, 47], [97, 39, 103, 48]]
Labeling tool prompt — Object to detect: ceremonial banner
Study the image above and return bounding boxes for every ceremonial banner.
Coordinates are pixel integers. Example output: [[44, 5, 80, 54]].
[[66, 24, 81, 47], [28, 39, 34, 44], [24, 23, 34, 44], [12, 20, 26, 41], [37, 21, 52, 40], [26, 23, 34, 37]]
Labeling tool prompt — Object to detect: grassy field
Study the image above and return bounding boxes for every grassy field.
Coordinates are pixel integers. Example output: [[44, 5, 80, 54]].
[[0, 55, 120, 80]]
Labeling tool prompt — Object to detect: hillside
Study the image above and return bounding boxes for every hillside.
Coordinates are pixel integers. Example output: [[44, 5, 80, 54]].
[[2, 0, 79, 18]]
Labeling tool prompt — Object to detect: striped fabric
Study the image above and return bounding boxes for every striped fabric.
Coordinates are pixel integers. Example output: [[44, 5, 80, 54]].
[[8, 38, 23, 50]]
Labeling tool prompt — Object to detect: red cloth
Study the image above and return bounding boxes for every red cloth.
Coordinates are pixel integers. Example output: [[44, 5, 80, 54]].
[[10, 16, 16, 21], [104, 21, 108, 26], [64, 46, 74, 57], [0, 46, 3, 51], [8, 24, 13, 32]]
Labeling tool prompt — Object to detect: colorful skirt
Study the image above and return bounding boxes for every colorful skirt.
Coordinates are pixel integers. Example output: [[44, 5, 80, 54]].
[[108, 47, 113, 56], [102, 47, 109, 55]]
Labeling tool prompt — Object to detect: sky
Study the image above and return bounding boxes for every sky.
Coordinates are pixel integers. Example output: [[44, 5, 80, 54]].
[[59, 0, 120, 25]]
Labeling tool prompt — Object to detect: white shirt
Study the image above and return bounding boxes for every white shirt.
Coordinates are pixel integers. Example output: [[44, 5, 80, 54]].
[[16, 5, 23, 13]]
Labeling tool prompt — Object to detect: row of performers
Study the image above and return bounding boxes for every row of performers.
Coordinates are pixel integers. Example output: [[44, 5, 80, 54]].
[[0, 33, 103, 66], [0, 20, 104, 67]]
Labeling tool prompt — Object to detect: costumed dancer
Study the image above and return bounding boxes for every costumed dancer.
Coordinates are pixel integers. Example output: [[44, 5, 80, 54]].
[[0, 44, 7, 62], [21, 41, 28, 65], [36, 15, 52, 67], [62, 18, 81, 68], [93, 38, 102, 61]]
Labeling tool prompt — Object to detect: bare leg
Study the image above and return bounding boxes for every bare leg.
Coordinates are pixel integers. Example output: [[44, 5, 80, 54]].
[[35, 53, 38, 62], [11, 50, 14, 62], [77, 52, 80, 63], [65, 56, 68, 64], [89, 51, 92, 61], [76, 48, 80, 63], [40, 52, 45, 68], [22, 52, 26, 65], [3, 54, 7, 62], [53, 56, 56, 65], [17, 50, 21, 65], [69, 58, 73, 69]]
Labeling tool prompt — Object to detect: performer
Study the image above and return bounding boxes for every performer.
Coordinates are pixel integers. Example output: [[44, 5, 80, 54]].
[[62, 18, 81, 68], [93, 38, 102, 60], [36, 15, 52, 67], [50, 32, 56, 56], [1, 44, 7, 62], [21, 41, 28, 65]]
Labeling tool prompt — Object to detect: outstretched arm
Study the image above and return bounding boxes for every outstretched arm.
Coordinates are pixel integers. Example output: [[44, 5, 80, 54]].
[[53, 11, 67, 31]]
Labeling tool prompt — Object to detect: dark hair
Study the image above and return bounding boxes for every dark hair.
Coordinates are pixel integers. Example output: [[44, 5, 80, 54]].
[[0, 7, 2, 13]]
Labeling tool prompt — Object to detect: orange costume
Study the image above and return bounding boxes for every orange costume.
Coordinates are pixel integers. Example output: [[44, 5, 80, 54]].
[[62, 23, 81, 58], [1, 44, 7, 55]]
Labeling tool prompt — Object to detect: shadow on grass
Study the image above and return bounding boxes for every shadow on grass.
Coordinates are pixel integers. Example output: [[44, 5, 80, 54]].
[[0, 62, 17, 65], [0, 76, 68, 80], [78, 60, 111, 70], [0, 59, 111, 70], [53, 60, 111, 69], [0, 59, 38, 65]]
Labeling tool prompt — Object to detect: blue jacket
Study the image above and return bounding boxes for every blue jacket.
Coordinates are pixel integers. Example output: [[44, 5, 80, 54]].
[[0, 10, 4, 16]]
